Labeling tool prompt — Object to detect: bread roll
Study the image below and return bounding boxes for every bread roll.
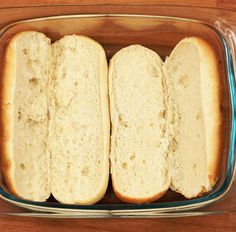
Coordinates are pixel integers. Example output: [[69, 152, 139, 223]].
[[0, 32, 110, 204], [109, 45, 170, 203], [164, 37, 222, 198], [50, 35, 109, 204], [0, 31, 52, 201], [109, 38, 222, 202]]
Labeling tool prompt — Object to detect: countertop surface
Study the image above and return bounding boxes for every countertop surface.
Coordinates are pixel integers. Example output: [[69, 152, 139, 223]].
[[0, 0, 236, 231]]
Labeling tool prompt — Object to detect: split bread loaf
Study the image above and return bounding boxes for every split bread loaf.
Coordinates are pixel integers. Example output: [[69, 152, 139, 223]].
[[109, 45, 170, 203], [0, 32, 110, 204], [0, 32, 52, 202], [109, 38, 222, 202]]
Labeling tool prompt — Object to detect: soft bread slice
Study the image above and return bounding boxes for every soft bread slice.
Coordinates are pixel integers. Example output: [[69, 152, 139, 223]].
[[164, 37, 222, 198], [109, 45, 170, 203], [50, 35, 109, 204], [0, 32, 52, 201]]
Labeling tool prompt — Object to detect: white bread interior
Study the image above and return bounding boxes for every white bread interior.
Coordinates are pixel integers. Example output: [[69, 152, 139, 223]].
[[1, 32, 109, 204], [109, 38, 222, 202], [50, 35, 109, 204], [164, 38, 222, 198], [1, 32, 52, 201], [109, 45, 170, 203]]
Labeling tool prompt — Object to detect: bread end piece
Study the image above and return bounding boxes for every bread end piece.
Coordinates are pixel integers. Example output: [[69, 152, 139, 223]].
[[190, 38, 222, 189], [0, 31, 51, 202], [165, 37, 222, 198]]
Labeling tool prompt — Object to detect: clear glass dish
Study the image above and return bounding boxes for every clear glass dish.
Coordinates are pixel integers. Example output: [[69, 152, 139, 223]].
[[0, 4, 236, 218]]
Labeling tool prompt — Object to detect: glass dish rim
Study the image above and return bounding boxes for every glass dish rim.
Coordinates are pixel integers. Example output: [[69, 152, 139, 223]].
[[0, 4, 235, 12], [0, 13, 235, 213]]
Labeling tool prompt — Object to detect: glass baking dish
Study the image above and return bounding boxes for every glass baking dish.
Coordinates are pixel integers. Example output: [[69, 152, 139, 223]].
[[0, 4, 236, 218]]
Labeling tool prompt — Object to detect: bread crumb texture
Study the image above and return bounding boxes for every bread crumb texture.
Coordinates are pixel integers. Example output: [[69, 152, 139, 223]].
[[109, 45, 170, 201], [2, 32, 109, 204], [109, 39, 221, 202], [2, 33, 221, 204]]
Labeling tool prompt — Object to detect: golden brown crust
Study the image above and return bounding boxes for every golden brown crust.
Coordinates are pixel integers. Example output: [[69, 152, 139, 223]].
[[0, 51, 14, 105], [0, 141, 18, 198], [112, 178, 168, 204], [0, 108, 23, 199], [113, 190, 167, 204], [0, 33, 18, 197], [0, 105, 14, 143]]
